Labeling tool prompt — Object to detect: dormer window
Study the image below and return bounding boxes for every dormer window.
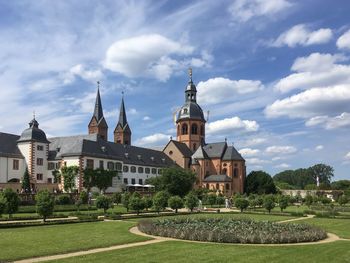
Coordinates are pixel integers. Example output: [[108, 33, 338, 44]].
[[150, 156, 155, 162], [161, 158, 165, 163], [137, 155, 142, 160], [125, 153, 129, 158], [101, 146, 106, 152]]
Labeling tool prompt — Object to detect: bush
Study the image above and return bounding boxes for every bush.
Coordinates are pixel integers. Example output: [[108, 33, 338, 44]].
[[185, 193, 198, 212], [216, 196, 225, 208], [36, 190, 55, 222], [235, 198, 249, 212], [122, 193, 131, 212], [138, 218, 327, 244], [278, 195, 289, 212], [168, 196, 184, 213], [95, 195, 113, 214], [2, 188, 20, 218], [79, 191, 89, 204], [263, 195, 275, 213], [153, 191, 170, 213], [206, 194, 217, 207], [112, 192, 122, 205], [0, 195, 6, 217], [143, 196, 153, 211], [129, 194, 145, 215], [56, 194, 72, 205]]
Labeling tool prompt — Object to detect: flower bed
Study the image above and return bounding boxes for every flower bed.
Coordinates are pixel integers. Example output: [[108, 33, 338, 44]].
[[138, 218, 327, 244]]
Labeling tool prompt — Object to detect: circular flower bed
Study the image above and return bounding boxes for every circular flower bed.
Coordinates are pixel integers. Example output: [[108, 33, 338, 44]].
[[138, 218, 327, 244]]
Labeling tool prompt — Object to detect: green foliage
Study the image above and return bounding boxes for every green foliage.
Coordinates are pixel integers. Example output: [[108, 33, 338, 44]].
[[146, 167, 196, 197], [112, 192, 122, 205], [245, 171, 276, 195], [309, 164, 334, 185], [331, 180, 350, 190], [79, 191, 88, 204], [21, 167, 31, 193], [95, 195, 113, 214], [275, 181, 296, 190], [320, 196, 332, 205], [216, 195, 225, 207], [206, 194, 217, 207], [122, 193, 130, 212], [263, 195, 275, 213], [52, 169, 61, 184], [143, 196, 153, 211], [168, 196, 184, 213], [61, 166, 79, 192], [278, 195, 289, 212], [129, 193, 145, 215], [56, 194, 72, 205], [305, 194, 314, 208], [234, 198, 249, 212], [83, 168, 118, 193], [0, 195, 6, 217], [304, 184, 318, 190], [35, 190, 55, 222], [2, 188, 19, 218], [138, 218, 327, 244], [338, 195, 348, 206], [153, 191, 170, 213], [185, 192, 198, 212]]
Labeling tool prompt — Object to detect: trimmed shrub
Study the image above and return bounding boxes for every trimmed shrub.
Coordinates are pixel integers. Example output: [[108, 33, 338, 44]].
[[138, 218, 327, 244], [168, 196, 184, 213], [56, 194, 72, 205], [235, 198, 249, 212]]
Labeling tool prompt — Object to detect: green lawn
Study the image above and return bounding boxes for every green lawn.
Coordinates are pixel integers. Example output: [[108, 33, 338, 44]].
[[297, 218, 350, 239], [0, 221, 150, 261], [48, 240, 350, 263]]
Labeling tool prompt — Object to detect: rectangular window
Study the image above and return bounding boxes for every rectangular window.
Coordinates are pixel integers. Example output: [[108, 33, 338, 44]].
[[86, 159, 94, 169], [139, 179, 143, 185], [37, 158, 43, 166], [123, 178, 128, 184], [13, 159, 19, 170], [151, 168, 157, 174], [48, 162, 55, 170], [116, 162, 122, 172], [131, 166, 136, 173], [107, 161, 114, 170], [37, 145, 44, 151], [131, 178, 136, 184], [36, 173, 43, 180], [158, 169, 162, 175], [47, 178, 52, 184], [145, 168, 150, 174], [55, 162, 60, 169], [99, 160, 104, 169], [138, 167, 144, 173]]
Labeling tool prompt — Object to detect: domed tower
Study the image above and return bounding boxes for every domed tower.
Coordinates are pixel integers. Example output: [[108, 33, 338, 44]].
[[176, 69, 206, 151], [17, 115, 50, 183]]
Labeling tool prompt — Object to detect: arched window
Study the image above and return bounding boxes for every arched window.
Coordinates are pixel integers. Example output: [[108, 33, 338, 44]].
[[222, 168, 227, 175], [226, 183, 230, 190], [200, 125, 204, 136], [206, 183, 209, 189], [193, 143, 196, 151], [182, 123, 188, 135], [177, 125, 180, 135], [216, 183, 219, 190], [191, 124, 198, 134], [233, 168, 238, 177]]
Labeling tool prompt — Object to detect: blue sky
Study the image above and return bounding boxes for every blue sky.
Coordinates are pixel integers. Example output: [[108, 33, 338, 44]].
[[1, 0, 350, 180]]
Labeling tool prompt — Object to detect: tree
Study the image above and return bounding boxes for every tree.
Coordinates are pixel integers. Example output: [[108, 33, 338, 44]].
[[278, 195, 289, 212], [263, 195, 275, 213], [52, 169, 61, 184], [21, 168, 31, 193], [185, 192, 198, 212], [153, 191, 169, 213], [82, 168, 95, 193], [320, 196, 331, 205], [207, 194, 217, 207], [112, 192, 122, 205], [61, 166, 79, 192], [146, 167, 196, 197], [235, 198, 249, 212], [129, 193, 145, 215], [143, 196, 153, 211], [331, 180, 350, 190], [338, 195, 348, 207], [304, 184, 318, 190], [245, 171, 276, 195], [94, 169, 118, 193], [309, 164, 334, 185], [216, 196, 225, 208], [0, 194, 6, 217], [122, 193, 130, 212], [305, 194, 314, 208], [168, 196, 184, 213], [274, 169, 314, 189], [79, 191, 88, 204], [36, 190, 55, 222], [96, 195, 112, 214], [3, 188, 19, 218]]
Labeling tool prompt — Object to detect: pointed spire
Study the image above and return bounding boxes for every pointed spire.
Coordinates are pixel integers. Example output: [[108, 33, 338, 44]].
[[93, 81, 104, 122], [118, 92, 128, 128], [188, 67, 193, 82]]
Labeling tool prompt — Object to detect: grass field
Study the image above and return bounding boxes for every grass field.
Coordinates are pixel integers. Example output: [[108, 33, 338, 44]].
[[297, 218, 350, 239], [0, 221, 149, 261], [49, 240, 350, 263]]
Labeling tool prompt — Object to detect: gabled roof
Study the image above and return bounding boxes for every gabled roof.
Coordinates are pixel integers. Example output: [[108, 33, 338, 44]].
[[203, 174, 232, 182], [192, 145, 208, 159], [202, 142, 227, 158], [0, 132, 23, 158], [223, 146, 245, 161], [166, 140, 193, 158]]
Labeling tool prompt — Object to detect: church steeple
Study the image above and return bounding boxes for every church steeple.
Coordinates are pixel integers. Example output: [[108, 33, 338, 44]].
[[88, 81, 108, 140], [114, 93, 132, 145]]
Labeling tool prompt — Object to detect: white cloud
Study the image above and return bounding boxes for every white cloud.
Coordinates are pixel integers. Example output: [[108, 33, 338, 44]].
[[273, 24, 332, 48], [64, 64, 103, 84], [315, 145, 324, 151], [134, 133, 170, 147], [345, 152, 350, 160], [246, 158, 270, 165], [274, 163, 290, 169], [337, 29, 350, 50], [265, 85, 350, 118], [197, 77, 264, 105], [229, 0, 292, 23], [206, 116, 259, 135], [239, 148, 260, 156], [306, 112, 350, 130], [103, 34, 206, 82], [240, 138, 267, 147], [265, 145, 297, 154], [274, 53, 350, 93], [143, 116, 151, 121]]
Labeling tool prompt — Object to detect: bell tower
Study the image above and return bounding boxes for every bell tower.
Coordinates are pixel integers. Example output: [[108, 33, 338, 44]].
[[88, 81, 108, 140], [114, 93, 132, 145], [176, 69, 206, 151]]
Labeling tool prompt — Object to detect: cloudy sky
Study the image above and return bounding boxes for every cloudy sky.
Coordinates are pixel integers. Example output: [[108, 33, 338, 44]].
[[1, 0, 350, 179]]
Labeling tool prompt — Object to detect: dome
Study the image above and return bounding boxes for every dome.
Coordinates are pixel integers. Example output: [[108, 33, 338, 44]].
[[17, 118, 49, 143], [186, 81, 197, 92], [177, 101, 206, 122]]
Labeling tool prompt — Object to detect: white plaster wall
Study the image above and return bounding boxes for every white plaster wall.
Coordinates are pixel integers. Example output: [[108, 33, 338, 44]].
[[32, 142, 49, 183], [0, 157, 26, 183], [122, 165, 160, 185]]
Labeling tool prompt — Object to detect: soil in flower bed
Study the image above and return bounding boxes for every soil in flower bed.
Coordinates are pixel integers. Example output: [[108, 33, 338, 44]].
[[138, 218, 327, 244]]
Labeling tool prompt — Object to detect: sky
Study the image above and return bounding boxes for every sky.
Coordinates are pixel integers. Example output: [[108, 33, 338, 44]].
[[0, 0, 350, 180]]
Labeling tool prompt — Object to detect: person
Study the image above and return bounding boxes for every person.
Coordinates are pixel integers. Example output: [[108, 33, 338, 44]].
[[198, 199, 202, 210], [225, 198, 229, 209], [88, 191, 92, 205]]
